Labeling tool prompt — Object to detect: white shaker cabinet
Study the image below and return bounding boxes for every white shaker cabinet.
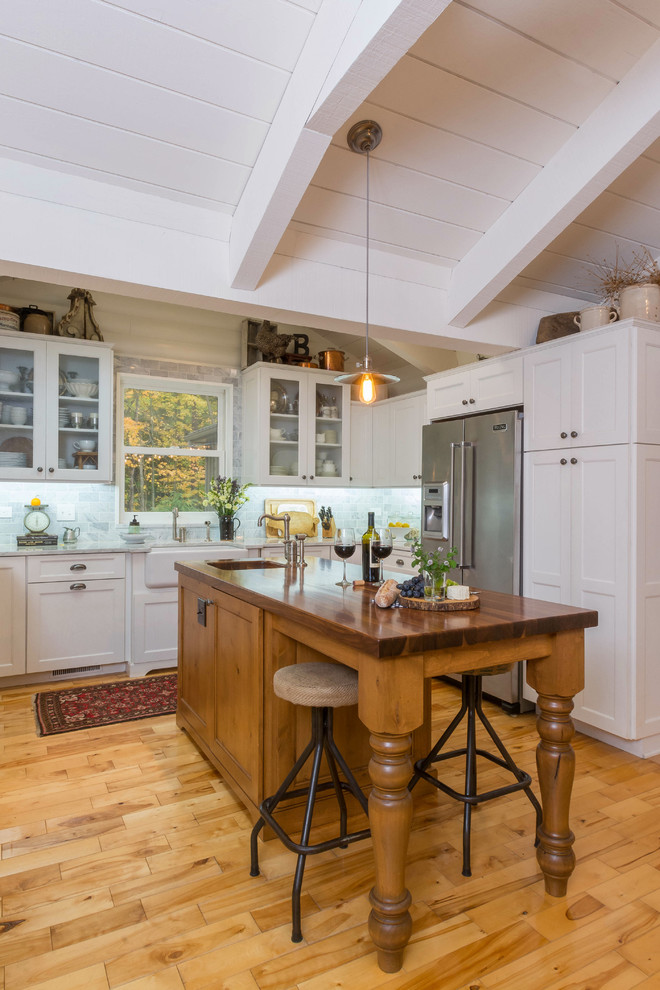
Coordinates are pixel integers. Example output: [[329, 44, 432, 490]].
[[349, 402, 373, 486], [523, 322, 632, 451], [0, 556, 26, 677], [0, 329, 113, 482], [372, 391, 426, 487], [242, 363, 351, 486], [26, 553, 125, 674], [426, 355, 522, 421], [523, 446, 630, 738]]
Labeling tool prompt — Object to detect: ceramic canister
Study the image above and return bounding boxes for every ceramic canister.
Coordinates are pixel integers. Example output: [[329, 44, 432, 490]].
[[618, 282, 660, 322], [573, 305, 617, 332]]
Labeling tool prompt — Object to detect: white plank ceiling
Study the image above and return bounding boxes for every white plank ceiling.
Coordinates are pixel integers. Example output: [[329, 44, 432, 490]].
[[1, 0, 660, 355]]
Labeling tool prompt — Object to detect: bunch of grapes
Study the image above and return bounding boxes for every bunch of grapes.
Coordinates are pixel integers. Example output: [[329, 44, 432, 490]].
[[396, 574, 425, 599]]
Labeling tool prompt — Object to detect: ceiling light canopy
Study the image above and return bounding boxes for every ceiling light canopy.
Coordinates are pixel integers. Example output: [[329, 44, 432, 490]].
[[334, 120, 399, 404]]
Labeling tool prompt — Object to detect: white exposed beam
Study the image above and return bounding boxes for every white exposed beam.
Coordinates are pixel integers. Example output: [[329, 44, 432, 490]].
[[446, 36, 660, 327], [229, 0, 452, 291]]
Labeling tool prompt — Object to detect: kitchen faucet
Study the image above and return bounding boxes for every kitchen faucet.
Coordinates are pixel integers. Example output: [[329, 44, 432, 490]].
[[172, 507, 186, 543], [257, 512, 297, 564]]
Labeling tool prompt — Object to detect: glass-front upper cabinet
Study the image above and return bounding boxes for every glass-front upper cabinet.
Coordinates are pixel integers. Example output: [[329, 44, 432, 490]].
[[0, 330, 113, 481], [242, 363, 351, 486]]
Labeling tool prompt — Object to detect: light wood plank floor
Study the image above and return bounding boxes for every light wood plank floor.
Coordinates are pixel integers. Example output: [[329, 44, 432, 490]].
[[1, 674, 660, 990]]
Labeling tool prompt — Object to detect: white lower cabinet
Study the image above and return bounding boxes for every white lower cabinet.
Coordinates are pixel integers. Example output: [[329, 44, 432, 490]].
[[383, 548, 416, 576], [523, 445, 632, 740], [27, 553, 125, 674], [0, 557, 26, 677]]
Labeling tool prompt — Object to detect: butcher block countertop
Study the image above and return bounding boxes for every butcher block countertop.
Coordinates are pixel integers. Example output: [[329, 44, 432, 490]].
[[174, 555, 598, 659]]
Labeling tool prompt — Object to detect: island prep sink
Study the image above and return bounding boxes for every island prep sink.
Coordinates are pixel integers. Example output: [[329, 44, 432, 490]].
[[205, 559, 287, 570], [144, 545, 248, 588]]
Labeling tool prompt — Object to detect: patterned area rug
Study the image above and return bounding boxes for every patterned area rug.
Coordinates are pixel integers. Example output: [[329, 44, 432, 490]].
[[34, 673, 177, 736]]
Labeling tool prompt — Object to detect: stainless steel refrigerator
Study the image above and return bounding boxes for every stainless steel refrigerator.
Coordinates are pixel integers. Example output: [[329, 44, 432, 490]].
[[421, 408, 531, 712]]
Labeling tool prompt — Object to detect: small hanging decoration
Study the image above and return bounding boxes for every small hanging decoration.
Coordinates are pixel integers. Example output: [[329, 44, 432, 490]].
[[55, 288, 103, 341]]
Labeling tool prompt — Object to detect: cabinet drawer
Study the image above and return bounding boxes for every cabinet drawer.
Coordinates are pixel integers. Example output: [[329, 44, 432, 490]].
[[27, 553, 126, 583], [384, 551, 416, 576]]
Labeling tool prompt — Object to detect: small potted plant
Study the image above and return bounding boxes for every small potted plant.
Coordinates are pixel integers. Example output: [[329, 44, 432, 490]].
[[411, 542, 458, 600], [588, 245, 660, 321], [203, 476, 252, 540]]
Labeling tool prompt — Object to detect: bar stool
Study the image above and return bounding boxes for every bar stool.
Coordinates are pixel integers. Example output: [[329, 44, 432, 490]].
[[409, 666, 542, 877], [250, 661, 371, 942]]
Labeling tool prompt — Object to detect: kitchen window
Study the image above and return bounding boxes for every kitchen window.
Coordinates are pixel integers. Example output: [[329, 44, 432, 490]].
[[116, 373, 232, 523]]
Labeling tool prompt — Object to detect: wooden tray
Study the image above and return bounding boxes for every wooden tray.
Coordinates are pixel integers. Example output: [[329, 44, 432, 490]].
[[399, 593, 480, 611]]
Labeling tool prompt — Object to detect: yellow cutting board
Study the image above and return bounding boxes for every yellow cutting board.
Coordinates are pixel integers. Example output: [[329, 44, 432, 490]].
[[264, 498, 319, 538]]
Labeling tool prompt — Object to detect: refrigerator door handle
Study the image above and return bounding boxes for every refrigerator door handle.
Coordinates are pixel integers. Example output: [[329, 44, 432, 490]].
[[451, 441, 472, 568], [449, 442, 460, 550], [460, 442, 473, 569]]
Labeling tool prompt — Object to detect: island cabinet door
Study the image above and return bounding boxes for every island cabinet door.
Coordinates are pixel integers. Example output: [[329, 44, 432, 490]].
[[210, 593, 263, 806], [177, 582, 216, 748]]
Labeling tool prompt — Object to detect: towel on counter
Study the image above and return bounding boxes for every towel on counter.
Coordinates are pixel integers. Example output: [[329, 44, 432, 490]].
[[268, 511, 318, 537]]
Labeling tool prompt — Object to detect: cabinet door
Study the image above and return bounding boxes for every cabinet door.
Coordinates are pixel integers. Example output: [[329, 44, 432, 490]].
[[522, 450, 572, 605], [0, 334, 47, 479], [210, 593, 263, 805], [48, 341, 114, 481], [371, 402, 392, 487], [570, 330, 629, 447], [634, 327, 660, 444], [27, 579, 125, 673], [263, 369, 307, 485], [569, 445, 630, 736], [523, 348, 572, 451], [310, 377, 350, 485], [177, 582, 215, 746], [349, 401, 372, 486], [427, 369, 471, 420], [391, 393, 425, 486], [470, 357, 522, 411], [0, 557, 26, 677]]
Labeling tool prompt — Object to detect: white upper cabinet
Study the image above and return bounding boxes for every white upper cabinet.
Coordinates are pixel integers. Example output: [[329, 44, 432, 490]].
[[349, 401, 372, 487], [0, 330, 114, 481], [372, 392, 426, 487], [242, 363, 351, 486], [426, 355, 522, 421], [524, 324, 630, 451]]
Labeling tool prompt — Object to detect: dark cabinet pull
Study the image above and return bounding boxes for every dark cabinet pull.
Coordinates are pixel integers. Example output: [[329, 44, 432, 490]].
[[560, 458, 567, 465], [395, 559, 404, 566], [37, 466, 43, 472], [70, 563, 86, 571], [469, 397, 475, 403], [48, 467, 55, 473], [571, 431, 578, 438], [462, 399, 468, 405], [571, 457, 578, 464], [561, 432, 568, 439], [69, 583, 86, 590]]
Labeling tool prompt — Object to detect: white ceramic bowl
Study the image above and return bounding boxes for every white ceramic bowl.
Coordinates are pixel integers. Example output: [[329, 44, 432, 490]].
[[68, 381, 98, 398], [0, 369, 19, 389], [120, 532, 146, 544], [74, 439, 96, 451]]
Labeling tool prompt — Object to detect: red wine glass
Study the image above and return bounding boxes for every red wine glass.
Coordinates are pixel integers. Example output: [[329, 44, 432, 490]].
[[334, 528, 356, 587]]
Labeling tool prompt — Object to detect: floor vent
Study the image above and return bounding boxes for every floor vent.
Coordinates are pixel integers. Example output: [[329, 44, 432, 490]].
[[51, 665, 102, 678]]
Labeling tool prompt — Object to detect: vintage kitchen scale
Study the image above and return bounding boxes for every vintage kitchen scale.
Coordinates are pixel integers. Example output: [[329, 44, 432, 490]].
[[17, 502, 58, 547]]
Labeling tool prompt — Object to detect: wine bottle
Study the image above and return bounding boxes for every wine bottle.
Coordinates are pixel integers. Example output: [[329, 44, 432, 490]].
[[361, 511, 380, 582]]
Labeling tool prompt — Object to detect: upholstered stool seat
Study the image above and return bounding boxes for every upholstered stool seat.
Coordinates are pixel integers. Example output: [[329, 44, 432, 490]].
[[409, 666, 541, 877], [250, 662, 370, 942]]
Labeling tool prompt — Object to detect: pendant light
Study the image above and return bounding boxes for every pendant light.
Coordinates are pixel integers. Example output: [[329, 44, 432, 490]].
[[335, 120, 399, 404]]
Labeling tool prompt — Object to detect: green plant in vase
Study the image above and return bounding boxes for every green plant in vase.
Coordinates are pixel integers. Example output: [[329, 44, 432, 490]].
[[203, 476, 252, 540], [411, 542, 458, 600]]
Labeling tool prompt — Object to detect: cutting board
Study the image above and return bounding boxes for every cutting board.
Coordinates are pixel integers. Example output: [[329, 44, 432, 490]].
[[264, 498, 318, 537]]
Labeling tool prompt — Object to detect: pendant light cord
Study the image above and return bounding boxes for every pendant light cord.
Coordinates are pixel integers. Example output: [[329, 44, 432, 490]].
[[365, 146, 370, 366]]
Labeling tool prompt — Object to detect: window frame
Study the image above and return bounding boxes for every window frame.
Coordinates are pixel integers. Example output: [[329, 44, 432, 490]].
[[116, 372, 233, 525]]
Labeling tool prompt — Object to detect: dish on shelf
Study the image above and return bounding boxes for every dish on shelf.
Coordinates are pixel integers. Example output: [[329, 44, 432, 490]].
[[0, 370, 19, 390], [0, 435, 32, 456], [68, 380, 99, 398], [269, 382, 288, 414]]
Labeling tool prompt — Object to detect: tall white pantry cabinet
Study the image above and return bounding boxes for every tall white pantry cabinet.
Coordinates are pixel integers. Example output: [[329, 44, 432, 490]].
[[522, 319, 660, 755]]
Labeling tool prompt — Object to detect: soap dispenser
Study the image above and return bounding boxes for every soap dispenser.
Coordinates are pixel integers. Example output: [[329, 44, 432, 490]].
[[128, 515, 140, 532]]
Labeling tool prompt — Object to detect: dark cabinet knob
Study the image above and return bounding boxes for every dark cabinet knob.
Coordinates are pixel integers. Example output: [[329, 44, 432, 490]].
[[560, 432, 568, 439], [560, 458, 567, 465], [37, 466, 43, 472], [469, 397, 475, 404], [571, 457, 578, 464], [462, 399, 468, 405], [302, 474, 307, 479], [571, 431, 578, 438], [48, 467, 55, 473], [309, 475, 314, 480]]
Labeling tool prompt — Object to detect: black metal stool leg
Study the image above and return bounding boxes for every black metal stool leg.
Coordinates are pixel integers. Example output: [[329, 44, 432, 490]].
[[291, 708, 325, 942], [462, 676, 478, 876]]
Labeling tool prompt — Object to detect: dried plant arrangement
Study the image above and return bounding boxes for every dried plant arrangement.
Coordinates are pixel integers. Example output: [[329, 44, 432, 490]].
[[586, 245, 660, 303]]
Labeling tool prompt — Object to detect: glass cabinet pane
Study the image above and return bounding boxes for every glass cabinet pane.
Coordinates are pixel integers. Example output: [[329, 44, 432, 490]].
[[58, 351, 102, 472], [0, 344, 35, 470], [269, 377, 299, 477], [315, 382, 343, 479]]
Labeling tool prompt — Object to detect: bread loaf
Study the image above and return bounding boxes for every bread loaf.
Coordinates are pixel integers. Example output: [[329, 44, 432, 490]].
[[374, 579, 400, 608]]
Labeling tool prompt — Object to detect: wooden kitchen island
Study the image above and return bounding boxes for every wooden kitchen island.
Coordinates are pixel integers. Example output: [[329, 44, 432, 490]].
[[175, 555, 598, 974]]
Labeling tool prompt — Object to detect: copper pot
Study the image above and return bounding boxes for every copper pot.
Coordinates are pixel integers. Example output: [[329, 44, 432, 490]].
[[317, 349, 346, 371]]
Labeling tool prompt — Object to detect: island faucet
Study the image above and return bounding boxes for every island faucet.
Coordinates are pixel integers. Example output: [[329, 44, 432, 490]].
[[257, 512, 297, 564]]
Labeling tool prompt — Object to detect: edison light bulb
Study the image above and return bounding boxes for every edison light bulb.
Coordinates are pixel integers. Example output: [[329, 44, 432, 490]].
[[358, 374, 376, 404]]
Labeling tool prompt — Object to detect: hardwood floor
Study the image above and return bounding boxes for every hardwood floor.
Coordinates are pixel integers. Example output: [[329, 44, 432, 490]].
[[1, 674, 660, 990]]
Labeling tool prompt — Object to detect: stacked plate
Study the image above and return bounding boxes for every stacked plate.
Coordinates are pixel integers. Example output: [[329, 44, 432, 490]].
[[58, 409, 70, 427], [0, 452, 26, 467], [271, 465, 287, 475]]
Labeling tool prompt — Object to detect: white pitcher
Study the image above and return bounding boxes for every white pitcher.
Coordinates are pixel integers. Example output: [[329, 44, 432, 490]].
[[573, 305, 617, 332]]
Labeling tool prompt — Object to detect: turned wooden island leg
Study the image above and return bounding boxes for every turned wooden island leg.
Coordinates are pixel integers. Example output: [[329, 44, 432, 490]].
[[526, 630, 585, 897], [367, 731, 414, 973], [358, 653, 425, 973]]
